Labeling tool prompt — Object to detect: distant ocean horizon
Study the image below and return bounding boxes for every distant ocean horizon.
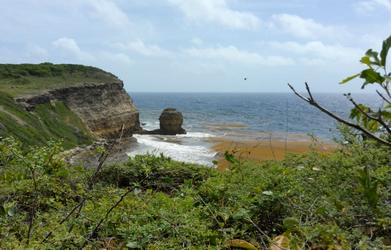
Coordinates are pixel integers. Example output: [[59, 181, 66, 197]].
[[127, 92, 381, 166]]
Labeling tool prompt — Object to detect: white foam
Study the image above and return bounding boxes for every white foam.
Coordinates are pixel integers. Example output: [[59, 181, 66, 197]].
[[128, 134, 216, 166], [176, 132, 215, 138], [141, 121, 159, 131]]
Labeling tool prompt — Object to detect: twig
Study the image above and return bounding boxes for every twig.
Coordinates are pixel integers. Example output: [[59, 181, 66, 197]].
[[268, 133, 277, 160], [288, 83, 391, 147], [376, 90, 391, 104], [246, 217, 289, 250], [42, 201, 85, 242], [346, 94, 391, 135], [42, 124, 126, 242], [81, 187, 133, 248]]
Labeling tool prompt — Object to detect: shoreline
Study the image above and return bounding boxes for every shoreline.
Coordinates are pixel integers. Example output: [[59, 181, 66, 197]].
[[210, 136, 337, 170]]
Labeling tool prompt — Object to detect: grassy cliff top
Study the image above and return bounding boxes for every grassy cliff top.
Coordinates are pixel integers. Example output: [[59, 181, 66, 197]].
[[0, 63, 121, 96]]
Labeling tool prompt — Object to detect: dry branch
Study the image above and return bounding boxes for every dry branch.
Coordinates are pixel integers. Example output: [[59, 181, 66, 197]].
[[288, 83, 391, 147]]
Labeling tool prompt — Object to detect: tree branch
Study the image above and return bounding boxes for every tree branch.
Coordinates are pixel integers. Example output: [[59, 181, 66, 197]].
[[288, 83, 391, 147], [81, 187, 133, 248], [377, 90, 391, 104], [346, 94, 391, 135]]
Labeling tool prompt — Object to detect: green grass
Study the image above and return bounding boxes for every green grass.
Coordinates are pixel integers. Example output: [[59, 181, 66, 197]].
[[0, 91, 92, 148], [0, 63, 120, 96]]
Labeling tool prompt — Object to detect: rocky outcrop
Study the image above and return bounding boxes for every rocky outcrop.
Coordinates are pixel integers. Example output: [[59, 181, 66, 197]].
[[16, 82, 140, 139], [159, 108, 186, 135], [142, 108, 186, 135]]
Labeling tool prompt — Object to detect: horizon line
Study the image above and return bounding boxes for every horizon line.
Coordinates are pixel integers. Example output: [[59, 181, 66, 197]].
[[126, 91, 376, 95]]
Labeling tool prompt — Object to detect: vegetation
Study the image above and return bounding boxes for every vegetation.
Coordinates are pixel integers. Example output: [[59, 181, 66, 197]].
[[0, 63, 116, 148], [0, 63, 119, 96], [0, 91, 92, 148], [0, 38, 390, 249], [289, 35, 391, 147], [0, 134, 390, 249]]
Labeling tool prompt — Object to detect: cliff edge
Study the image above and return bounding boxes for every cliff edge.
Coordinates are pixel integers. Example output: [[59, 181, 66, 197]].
[[0, 63, 140, 147]]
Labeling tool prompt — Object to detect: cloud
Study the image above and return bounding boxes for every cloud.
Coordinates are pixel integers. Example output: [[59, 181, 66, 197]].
[[115, 40, 172, 57], [86, 0, 132, 28], [99, 52, 133, 65], [269, 41, 362, 63], [168, 0, 260, 30], [52, 37, 93, 60], [271, 14, 343, 40], [183, 45, 294, 66], [27, 45, 48, 59], [355, 0, 391, 13], [191, 37, 204, 46]]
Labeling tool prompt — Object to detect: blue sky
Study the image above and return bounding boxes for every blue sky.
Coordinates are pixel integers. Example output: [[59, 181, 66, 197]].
[[0, 0, 390, 93]]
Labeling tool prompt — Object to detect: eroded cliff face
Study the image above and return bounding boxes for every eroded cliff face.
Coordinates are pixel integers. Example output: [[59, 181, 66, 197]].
[[16, 82, 140, 139]]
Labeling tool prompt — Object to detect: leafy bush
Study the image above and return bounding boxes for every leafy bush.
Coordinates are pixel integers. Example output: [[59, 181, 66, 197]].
[[0, 136, 390, 249], [97, 154, 214, 193]]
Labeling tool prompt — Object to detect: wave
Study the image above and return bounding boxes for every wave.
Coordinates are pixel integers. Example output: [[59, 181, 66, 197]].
[[128, 134, 216, 166], [176, 132, 215, 138]]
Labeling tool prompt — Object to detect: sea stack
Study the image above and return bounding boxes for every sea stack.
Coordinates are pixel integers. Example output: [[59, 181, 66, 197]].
[[158, 108, 186, 135]]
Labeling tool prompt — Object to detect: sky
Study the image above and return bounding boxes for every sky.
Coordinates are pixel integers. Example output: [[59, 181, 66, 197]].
[[0, 0, 390, 93]]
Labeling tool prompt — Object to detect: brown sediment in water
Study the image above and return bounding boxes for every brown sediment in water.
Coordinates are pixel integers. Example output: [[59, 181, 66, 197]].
[[211, 137, 337, 171]]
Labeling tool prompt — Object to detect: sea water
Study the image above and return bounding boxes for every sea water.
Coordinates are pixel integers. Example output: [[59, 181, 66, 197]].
[[127, 93, 380, 166]]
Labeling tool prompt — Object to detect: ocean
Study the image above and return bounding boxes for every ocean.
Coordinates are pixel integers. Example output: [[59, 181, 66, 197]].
[[127, 93, 380, 166]]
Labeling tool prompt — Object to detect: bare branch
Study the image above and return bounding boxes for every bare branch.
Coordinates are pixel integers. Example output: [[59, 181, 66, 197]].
[[377, 90, 391, 104], [81, 187, 133, 248], [288, 83, 391, 147], [42, 124, 126, 242]]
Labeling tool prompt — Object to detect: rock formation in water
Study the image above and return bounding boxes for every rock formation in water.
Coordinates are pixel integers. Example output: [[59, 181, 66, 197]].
[[16, 82, 141, 139], [159, 108, 186, 135], [142, 108, 186, 135]]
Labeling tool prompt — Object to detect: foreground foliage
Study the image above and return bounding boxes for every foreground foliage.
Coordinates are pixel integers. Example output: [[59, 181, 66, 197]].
[[0, 136, 390, 249], [290, 35, 391, 147]]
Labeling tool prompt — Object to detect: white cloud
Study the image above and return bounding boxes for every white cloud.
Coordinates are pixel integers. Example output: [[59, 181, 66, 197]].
[[99, 52, 133, 65], [355, 0, 391, 13], [115, 40, 172, 57], [183, 45, 294, 66], [269, 41, 362, 63], [52, 37, 93, 60], [168, 0, 260, 30], [271, 14, 343, 40], [86, 0, 132, 28], [191, 37, 204, 46]]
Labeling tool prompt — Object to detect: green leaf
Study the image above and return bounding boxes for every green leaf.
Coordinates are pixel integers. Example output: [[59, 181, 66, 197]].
[[381, 111, 391, 120], [360, 69, 385, 87], [365, 49, 381, 66], [126, 241, 140, 249], [0, 206, 5, 217], [360, 56, 372, 67], [340, 73, 360, 84], [283, 217, 300, 231], [380, 35, 391, 66], [7, 207, 15, 217]]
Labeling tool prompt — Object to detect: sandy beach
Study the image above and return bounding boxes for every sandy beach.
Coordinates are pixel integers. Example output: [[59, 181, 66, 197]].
[[211, 137, 337, 170]]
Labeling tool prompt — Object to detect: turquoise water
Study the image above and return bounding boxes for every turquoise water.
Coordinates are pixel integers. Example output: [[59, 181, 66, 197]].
[[127, 92, 380, 165]]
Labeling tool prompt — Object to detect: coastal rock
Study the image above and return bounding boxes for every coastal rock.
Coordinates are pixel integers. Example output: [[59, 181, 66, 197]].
[[140, 108, 186, 135], [16, 82, 141, 139], [159, 108, 186, 135]]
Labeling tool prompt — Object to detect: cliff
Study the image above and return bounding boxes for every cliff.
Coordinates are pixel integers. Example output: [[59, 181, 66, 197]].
[[0, 63, 140, 147], [16, 82, 140, 139]]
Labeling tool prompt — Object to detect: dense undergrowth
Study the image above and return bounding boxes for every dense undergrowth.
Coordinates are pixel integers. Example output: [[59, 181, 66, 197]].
[[0, 133, 390, 249]]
